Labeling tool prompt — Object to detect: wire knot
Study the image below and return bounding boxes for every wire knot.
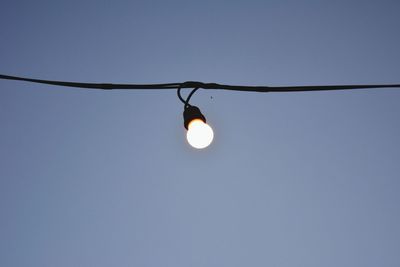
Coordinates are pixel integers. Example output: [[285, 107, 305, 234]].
[[181, 81, 221, 89]]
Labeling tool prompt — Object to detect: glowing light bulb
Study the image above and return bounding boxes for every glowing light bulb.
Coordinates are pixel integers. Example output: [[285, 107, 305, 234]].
[[186, 119, 214, 149], [183, 105, 214, 149]]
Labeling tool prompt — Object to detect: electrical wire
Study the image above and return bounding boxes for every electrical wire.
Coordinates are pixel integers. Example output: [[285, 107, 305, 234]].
[[1, 74, 400, 93], [177, 86, 187, 105], [0, 74, 180, 90], [177, 86, 199, 108], [184, 87, 199, 108]]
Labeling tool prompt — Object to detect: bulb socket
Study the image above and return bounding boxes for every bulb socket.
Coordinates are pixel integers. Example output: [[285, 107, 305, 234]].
[[183, 106, 206, 129]]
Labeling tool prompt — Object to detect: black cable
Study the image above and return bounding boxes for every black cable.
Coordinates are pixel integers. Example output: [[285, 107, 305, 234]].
[[185, 88, 199, 108], [177, 87, 199, 108], [180, 81, 400, 92], [1, 74, 400, 93], [177, 86, 186, 105], [0, 74, 180, 90]]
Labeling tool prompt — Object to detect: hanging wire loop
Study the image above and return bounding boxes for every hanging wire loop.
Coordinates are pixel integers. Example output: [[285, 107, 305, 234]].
[[177, 86, 200, 109]]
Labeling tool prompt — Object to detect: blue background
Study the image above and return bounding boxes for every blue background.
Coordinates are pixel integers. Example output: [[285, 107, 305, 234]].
[[1, 1, 400, 266]]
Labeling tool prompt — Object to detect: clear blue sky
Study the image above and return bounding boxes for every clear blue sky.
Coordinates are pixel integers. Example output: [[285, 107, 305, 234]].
[[1, 1, 400, 266]]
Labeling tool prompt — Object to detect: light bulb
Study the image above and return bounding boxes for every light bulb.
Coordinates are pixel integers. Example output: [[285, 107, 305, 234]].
[[186, 119, 214, 149], [183, 105, 214, 149]]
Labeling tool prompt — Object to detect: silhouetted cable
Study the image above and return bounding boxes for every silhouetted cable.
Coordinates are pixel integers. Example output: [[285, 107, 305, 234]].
[[177, 86, 199, 108], [1, 74, 400, 93], [0, 74, 180, 90], [185, 88, 200, 108], [177, 86, 187, 104]]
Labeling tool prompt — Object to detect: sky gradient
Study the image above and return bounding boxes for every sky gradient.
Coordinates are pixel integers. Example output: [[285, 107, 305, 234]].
[[1, 1, 400, 266]]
